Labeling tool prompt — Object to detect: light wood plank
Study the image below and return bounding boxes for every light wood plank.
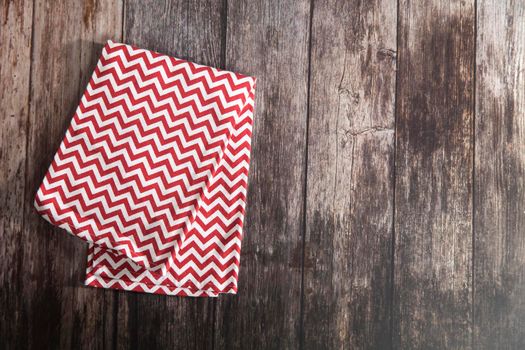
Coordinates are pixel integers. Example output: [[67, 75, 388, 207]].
[[213, 1, 311, 348], [474, 1, 525, 349], [302, 0, 397, 348], [393, 0, 475, 348]]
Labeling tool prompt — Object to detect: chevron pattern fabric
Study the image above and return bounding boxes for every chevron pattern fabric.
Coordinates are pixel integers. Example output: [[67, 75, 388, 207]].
[[34, 41, 256, 297]]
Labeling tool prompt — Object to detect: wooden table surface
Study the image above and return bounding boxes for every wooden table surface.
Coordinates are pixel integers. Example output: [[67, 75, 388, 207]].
[[1, 0, 524, 349]]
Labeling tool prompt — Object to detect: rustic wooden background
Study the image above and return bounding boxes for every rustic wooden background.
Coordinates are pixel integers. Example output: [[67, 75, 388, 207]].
[[1, 0, 524, 349]]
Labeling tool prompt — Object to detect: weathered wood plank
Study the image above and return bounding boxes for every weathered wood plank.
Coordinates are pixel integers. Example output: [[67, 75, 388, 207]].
[[17, 0, 122, 348], [302, 0, 397, 348], [474, 2, 525, 349], [123, 0, 224, 67], [213, 1, 311, 349], [0, 0, 33, 346], [115, 1, 224, 349], [393, 0, 475, 348], [115, 294, 215, 349]]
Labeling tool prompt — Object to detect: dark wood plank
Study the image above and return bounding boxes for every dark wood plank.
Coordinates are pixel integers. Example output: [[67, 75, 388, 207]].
[[115, 294, 215, 349], [213, 1, 311, 349], [474, 2, 525, 349], [115, 1, 225, 349], [16, 0, 122, 348], [0, 0, 33, 346], [393, 0, 475, 348], [302, 0, 397, 348]]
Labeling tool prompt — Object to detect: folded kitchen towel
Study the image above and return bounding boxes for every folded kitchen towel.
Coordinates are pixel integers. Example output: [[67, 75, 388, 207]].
[[34, 40, 256, 297]]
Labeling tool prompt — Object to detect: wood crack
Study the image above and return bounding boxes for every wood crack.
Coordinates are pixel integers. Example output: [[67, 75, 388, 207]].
[[344, 126, 394, 137]]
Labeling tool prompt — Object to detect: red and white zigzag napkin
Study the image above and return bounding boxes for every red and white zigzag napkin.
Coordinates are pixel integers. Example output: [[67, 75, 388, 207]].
[[34, 41, 256, 297]]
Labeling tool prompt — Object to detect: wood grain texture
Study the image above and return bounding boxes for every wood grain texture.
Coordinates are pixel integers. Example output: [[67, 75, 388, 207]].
[[115, 1, 224, 349], [0, 0, 33, 346], [14, 0, 122, 348], [3, 1, 525, 349], [213, 1, 311, 349], [302, 0, 397, 348], [393, 0, 475, 348], [474, 1, 525, 349]]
